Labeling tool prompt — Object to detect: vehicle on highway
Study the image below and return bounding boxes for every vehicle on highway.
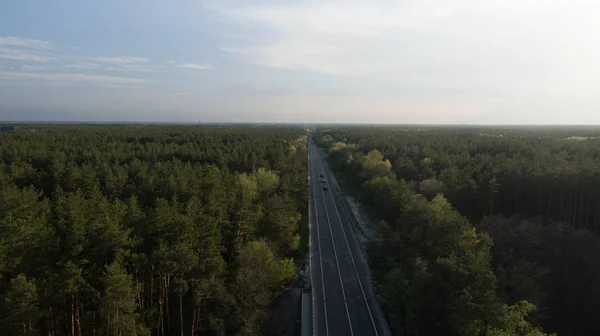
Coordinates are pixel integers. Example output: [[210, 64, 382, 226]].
[[320, 172, 324, 177], [321, 178, 326, 183], [323, 185, 328, 190]]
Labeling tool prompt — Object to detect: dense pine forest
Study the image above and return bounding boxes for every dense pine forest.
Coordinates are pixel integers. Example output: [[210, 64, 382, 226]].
[[316, 126, 600, 336], [0, 125, 308, 335]]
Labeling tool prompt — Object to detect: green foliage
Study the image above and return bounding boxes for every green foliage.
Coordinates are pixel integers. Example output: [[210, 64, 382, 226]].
[[318, 127, 571, 335], [381, 269, 415, 335], [258, 195, 302, 256], [254, 167, 280, 195], [236, 173, 260, 202], [481, 216, 600, 335], [384, 194, 505, 335], [0, 125, 308, 335], [358, 150, 394, 183], [481, 301, 554, 336], [2, 274, 39, 334], [0, 185, 51, 276], [321, 126, 600, 233], [101, 260, 147, 336], [234, 241, 295, 335], [418, 178, 446, 200]]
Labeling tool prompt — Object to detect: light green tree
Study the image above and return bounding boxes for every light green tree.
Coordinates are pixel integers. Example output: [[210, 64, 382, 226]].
[[234, 241, 295, 335], [101, 260, 148, 336], [2, 274, 40, 335]]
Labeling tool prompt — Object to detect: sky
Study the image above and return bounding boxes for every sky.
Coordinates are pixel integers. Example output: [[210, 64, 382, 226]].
[[1, 0, 600, 124]]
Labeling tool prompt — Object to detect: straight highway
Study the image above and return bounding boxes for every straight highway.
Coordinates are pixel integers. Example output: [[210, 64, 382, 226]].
[[308, 135, 390, 336]]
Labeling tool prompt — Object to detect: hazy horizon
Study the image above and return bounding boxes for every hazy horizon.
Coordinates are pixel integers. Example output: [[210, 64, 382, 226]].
[[4, 121, 600, 128], [2, 1, 600, 124]]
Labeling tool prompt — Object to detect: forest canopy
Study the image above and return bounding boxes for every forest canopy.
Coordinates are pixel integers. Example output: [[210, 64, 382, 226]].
[[0, 125, 308, 336], [316, 125, 600, 336]]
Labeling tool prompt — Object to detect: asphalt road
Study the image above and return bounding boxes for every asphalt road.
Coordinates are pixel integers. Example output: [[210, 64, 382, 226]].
[[309, 137, 390, 336]]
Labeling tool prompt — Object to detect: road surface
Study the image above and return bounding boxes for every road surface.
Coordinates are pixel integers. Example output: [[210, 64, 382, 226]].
[[308, 136, 390, 336]]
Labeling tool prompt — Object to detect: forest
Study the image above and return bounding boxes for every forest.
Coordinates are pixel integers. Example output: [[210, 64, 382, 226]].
[[0, 125, 308, 335], [316, 126, 600, 336]]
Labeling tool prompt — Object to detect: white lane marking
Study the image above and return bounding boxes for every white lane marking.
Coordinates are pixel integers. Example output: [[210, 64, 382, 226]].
[[314, 145, 355, 336], [310, 150, 329, 336], [316, 147, 380, 336]]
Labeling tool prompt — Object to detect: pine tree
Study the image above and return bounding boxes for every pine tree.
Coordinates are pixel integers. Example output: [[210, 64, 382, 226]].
[[101, 260, 147, 336], [2, 274, 39, 335]]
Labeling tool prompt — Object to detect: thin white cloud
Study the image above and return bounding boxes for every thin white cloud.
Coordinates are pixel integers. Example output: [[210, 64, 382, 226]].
[[88, 56, 155, 72], [0, 71, 148, 84], [0, 36, 52, 49], [104, 65, 154, 72], [167, 60, 213, 70], [91, 56, 150, 64], [0, 39, 155, 74], [64, 62, 100, 69], [0, 47, 55, 62], [0, 36, 157, 75], [174, 63, 213, 70]]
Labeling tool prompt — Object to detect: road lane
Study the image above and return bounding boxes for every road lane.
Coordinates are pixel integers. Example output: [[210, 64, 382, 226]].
[[317, 145, 391, 335], [310, 154, 328, 336], [309, 138, 391, 336], [310, 144, 352, 336], [315, 185, 352, 336]]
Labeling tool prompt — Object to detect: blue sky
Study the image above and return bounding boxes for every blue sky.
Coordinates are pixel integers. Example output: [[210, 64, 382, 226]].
[[1, 0, 600, 124]]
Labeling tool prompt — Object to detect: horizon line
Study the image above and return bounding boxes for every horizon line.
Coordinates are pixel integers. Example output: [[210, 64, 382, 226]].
[[2, 121, 600, 127]]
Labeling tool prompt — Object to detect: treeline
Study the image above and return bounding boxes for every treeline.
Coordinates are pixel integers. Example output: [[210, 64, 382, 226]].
[[0, 125, 308, 335], [317, 126, 600, 335], [321, 126, 600, 233]]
